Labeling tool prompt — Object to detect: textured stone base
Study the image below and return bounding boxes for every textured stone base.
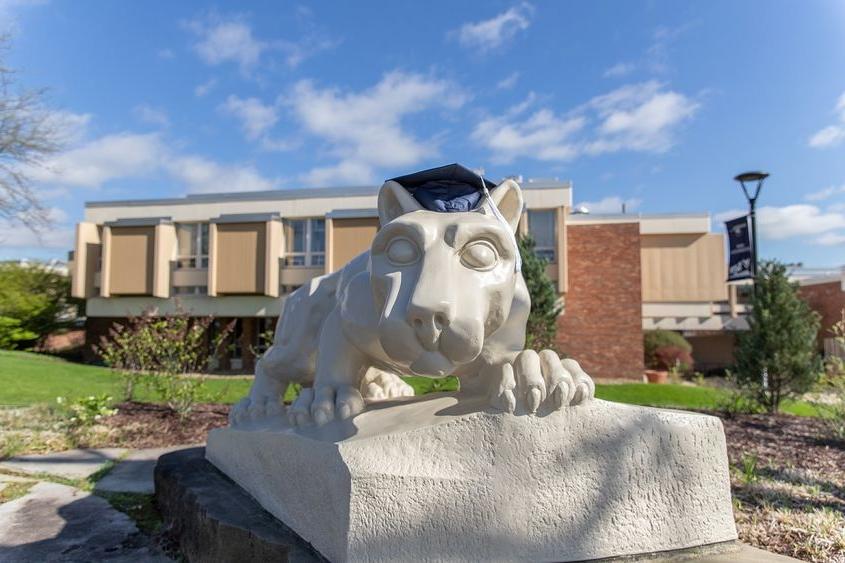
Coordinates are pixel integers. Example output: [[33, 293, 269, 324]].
[[154, 447, 326, 563], [206, 396, 738, 562]]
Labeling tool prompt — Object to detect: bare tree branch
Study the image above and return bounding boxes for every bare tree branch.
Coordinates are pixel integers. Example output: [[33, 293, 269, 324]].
[[0, 34, 63, 231]]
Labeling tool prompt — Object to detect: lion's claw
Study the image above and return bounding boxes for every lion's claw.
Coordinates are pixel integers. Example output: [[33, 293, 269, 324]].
[[489, 350, 594, 414], [289, 384, 364, 427]]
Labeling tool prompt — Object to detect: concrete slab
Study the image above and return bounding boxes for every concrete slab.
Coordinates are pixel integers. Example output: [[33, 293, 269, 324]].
[[0, 481, 170, 562], [95, 446, 195, 494], [0, 448, 127, 480], [676, 544, 801, 562]]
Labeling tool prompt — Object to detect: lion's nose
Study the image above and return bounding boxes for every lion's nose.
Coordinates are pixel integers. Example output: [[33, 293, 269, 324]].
[[407, 302, 453, 350]]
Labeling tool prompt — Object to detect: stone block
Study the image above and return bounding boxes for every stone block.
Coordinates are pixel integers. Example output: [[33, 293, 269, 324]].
[[206, 396, 737, 562]]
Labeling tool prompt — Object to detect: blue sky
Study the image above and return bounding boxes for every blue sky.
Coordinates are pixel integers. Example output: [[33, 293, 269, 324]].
[[1, 0, 845, 267]]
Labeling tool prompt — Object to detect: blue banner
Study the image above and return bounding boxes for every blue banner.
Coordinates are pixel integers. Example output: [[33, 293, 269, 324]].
[[725, 215, 753, 281]]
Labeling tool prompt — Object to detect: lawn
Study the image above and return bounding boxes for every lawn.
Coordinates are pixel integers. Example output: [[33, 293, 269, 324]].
[[0, 350, 818, 417], [0, 350, 250, 406]]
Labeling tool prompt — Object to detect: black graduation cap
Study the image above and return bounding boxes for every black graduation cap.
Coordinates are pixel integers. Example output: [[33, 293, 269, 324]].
[[388, 163, 497, 213]]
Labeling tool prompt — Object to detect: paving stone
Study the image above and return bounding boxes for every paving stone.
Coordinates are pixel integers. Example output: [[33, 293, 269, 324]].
[[95, 446, 195, 494], [0, 448, 127, 480], [0, 481, 170, 562]]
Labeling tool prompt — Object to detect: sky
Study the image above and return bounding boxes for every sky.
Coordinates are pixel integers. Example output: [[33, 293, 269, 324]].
[[1, 0, 844, 267]]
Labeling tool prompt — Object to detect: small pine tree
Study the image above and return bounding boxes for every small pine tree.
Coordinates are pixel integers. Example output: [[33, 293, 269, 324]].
[[518, 235, 562, 352], [735, 260, 822, 413]]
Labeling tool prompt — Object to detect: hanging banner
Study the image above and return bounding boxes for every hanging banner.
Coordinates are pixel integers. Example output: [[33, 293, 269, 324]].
[[725, 215, 753, 281]]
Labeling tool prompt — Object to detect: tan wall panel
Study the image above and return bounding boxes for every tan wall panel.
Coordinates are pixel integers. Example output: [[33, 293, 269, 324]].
[[331, 217, 380, 271], [71, 222, 101, 299], [641, 233, 727, 302], [109, 227, 154, 295], [216, 223, 265, 294]]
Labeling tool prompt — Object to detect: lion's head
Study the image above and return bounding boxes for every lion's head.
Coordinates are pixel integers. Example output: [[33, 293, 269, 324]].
[[369, 178, 525, 377]]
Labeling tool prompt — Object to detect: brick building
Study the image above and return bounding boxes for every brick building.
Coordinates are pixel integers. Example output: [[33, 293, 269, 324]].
[[69, 179, 747, 378], [797, 269, 845, 358]]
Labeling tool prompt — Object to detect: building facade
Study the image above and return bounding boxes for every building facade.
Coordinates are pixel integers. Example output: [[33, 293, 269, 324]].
[[796, 269, 845, 359], [70, 179, 746, 378]]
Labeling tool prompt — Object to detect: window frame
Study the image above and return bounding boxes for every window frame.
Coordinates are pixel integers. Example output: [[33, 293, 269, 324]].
[[175, 222, 209, 269], [284, 218, 326, 267], [527, 209, 557, 263]]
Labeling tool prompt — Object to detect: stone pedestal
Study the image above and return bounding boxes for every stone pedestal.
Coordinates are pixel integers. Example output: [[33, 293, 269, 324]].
[[206, 396, 737, 562]]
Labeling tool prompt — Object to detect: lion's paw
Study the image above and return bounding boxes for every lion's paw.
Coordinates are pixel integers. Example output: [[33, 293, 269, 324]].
[[229, 395, 285, 427], [488, 350, 594, 414], [288, 384, 365, 427], [360, 368, 415, 400]]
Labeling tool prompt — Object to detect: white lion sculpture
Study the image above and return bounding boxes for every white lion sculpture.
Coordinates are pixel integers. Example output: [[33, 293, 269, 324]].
[[231, 169, 594, 427]]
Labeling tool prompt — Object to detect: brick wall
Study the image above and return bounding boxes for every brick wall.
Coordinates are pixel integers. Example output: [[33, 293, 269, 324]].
[[557, 223, 644, 379], [798, 280, 845, 351]]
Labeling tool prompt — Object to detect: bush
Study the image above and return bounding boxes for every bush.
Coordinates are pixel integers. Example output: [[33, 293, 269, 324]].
[[96, 308, 233, 418], [644, 330, 692, 369], [0, 262, 77, 349], [812, 309, 845, 439], [56, 394, 117, 430], [654, 345, 694, 373], [735, 261, 822, 413], [518, 235, 562, 352]]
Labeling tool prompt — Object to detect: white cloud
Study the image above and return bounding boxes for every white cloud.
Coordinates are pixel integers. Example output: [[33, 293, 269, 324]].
[[808, 91, 845, 149], [586, 81, 699, 153], [816, 232, 845, 246], [167, 155, 277, 194], [220, 95, 278, 140], [473, 81, 698, 163], [603, 62, 635, 78], [576, 196, 641, 214], [0, 208, 73, 249], [133, 104, 170, 128], [806, 184, 845, 202], [45, 110, 92, 144], [194, 78, 217, 97], [185, 13, 266, 72], [26, 124, 278, 196], [715, 204, 845, 241], [455, 3, 533, 53], [29, 132, 165, 188], [472, 102, 585, 164], [808, 125, 845, 148], [286, 71, 467, 184], [497, 71, 520, 90], [184, 12, 336, 74]]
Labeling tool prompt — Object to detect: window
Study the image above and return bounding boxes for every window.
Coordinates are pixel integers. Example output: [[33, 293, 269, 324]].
[[176, 223, 209, 269], [528, 210, 556, 262], [284, 218, 325, 267], [173, 285, 207, 296]]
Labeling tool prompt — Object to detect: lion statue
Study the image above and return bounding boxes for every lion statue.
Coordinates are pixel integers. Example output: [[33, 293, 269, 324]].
[[231, 167, 594, 427]]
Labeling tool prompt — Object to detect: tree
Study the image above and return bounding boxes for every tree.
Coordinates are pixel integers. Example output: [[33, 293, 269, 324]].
[[518, 235, 562, 351], [0, 261, 74, 349], [734, 260, 822, 413], [0, 35, 61, 229]]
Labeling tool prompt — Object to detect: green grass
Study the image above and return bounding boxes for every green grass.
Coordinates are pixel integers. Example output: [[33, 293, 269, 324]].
[[0, 350, 250, 407], [594, 382, 815, 417], [0, 350, 819, 417]]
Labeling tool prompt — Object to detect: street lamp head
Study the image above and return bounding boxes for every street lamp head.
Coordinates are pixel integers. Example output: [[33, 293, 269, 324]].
[[734, 171, 769, 183]]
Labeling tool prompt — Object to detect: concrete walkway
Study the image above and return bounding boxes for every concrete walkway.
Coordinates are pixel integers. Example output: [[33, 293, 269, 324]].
[[0, 448, 127, 480], [95, 446, 191, 494], [0, 481, 169, 562]]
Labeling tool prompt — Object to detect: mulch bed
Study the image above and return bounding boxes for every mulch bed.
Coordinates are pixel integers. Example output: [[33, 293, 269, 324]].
[[103, 402, 230, 448], [716, 412, 845, 480]]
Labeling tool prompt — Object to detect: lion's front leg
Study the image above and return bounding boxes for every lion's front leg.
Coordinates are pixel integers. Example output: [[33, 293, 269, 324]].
[[486, 350, 595, 414], [288, 306, 368, 427]]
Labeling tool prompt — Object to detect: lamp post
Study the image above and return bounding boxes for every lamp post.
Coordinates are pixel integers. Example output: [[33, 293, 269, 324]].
[[733, 171, 768, 279]]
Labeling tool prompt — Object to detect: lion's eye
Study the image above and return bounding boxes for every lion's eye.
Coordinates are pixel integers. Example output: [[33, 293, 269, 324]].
[[460, 241, 498, 270], [386, 237, 419, 265]]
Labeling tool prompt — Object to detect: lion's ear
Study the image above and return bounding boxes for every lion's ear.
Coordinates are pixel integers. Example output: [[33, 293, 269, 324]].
[[378, 180, 423, 226], [485, 179, 524, 233]]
